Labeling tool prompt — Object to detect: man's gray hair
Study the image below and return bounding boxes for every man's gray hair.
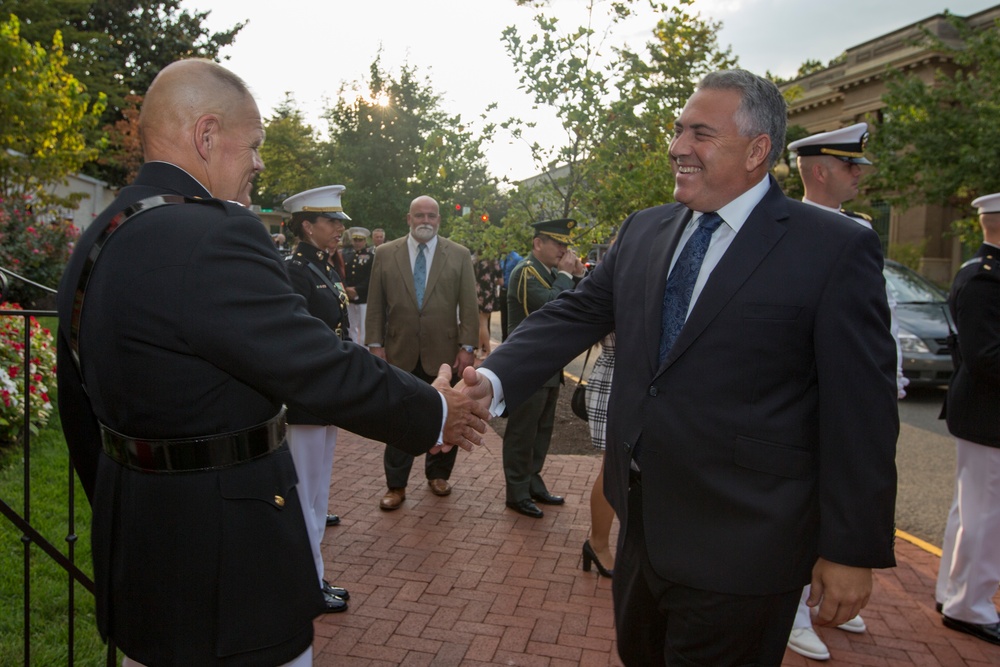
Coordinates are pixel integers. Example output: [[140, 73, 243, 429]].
[[697, 69, 787, 168]]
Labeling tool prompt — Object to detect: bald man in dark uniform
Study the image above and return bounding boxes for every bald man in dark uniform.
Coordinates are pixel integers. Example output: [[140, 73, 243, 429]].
[[56, 59, 487, 667]]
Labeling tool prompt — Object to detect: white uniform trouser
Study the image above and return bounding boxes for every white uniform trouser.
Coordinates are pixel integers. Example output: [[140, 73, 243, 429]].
[[288, 424, 339, 585], [125, 647, 312, 667], [936, 437, 1000, 625], [347, 303, 367, 346], [792, 586, 813, 629]]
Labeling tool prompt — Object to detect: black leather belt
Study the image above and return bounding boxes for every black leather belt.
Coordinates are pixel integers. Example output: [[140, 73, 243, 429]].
[[100, 410, 287, 473]]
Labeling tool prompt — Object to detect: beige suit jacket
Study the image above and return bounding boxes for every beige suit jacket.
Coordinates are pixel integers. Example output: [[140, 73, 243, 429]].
[[365, 234, 479, 376]]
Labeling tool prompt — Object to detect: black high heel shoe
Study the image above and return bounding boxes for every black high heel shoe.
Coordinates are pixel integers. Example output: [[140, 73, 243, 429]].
[[582, 540, 614, 578]]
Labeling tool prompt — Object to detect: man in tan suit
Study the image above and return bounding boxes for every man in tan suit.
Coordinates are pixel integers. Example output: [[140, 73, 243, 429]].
[[366, 195, 479, 510]]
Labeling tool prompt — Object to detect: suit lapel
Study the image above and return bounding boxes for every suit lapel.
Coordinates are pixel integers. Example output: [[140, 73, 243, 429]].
[[393, 240, 418, 306], [424, 238, 447, 301], [657, 184, 790, 374], [645, 208, 692, 374]]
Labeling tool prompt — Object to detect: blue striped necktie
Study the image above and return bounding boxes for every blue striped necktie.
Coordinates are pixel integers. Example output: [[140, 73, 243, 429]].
[[659, 212, 724, 363], [414, 243, 427, 309]]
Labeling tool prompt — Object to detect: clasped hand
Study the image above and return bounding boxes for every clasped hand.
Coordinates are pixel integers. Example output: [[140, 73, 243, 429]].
[[429, 364, 490, 454]]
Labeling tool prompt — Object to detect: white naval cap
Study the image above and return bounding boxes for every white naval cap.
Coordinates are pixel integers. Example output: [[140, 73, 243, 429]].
[[349, 226, 371, 240], [972, 192, 1000, 214], [282, 185, 351, 220], [788, 122, 872, 165]]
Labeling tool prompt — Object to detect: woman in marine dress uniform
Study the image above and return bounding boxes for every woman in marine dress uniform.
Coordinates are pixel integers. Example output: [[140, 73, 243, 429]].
[[282, 185, 354, 614]]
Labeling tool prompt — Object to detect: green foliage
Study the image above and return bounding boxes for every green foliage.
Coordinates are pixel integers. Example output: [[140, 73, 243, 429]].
[[948, 215, 984, 254], [7, 0, 245, 187], [500, 0, 739, 244], [500, 0, 616, 224], [0, 15, 106, 201], [0, 404, 101, 666], [0, 194, 78, 307], [888, 240, 928, 271], [777, 125, 809, 201], [870, 13, 1000, 214], [255, 94, 323, 211], [97, 93, 143, 186], [615, 1, 737, 115], [582, 1, 738, 234], [321, 54, 497, 240]]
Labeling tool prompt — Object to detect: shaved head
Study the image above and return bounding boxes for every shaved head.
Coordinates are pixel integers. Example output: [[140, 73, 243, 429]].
[[141, 59, 252, 158], [139, 59, 265, 205]]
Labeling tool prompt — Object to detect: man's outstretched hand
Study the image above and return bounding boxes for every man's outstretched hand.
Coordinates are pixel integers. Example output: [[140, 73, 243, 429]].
[[431, 363, 489, 453], [458, 365, 495, 412]]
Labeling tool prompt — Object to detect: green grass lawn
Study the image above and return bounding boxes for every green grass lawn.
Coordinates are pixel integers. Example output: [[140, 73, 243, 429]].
[[1, 340, 106, 666]]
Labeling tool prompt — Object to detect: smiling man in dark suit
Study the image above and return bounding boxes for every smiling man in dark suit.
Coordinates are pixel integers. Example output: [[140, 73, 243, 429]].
[[462, 69, 899, 666]]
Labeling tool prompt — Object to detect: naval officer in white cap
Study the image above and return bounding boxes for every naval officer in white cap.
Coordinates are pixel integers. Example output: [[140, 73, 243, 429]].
[[935, 193, 1000, 647], [784, 123, 901, 660], [282, 185, 353, 614]]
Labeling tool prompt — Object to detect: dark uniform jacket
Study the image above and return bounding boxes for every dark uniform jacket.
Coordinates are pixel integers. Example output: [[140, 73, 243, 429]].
[[484, 178, 898, 596], [344, 246, 373, 304], [507, 252, 578, 388], [284, 241, 352, 425], [56, 162, 443, 666], [943, 243, 1000, 448]]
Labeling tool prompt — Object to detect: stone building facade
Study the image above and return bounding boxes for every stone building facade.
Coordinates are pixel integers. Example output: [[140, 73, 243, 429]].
[[778, 4, 1000, 284]]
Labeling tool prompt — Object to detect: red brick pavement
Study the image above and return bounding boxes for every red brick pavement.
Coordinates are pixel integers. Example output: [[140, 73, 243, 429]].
[[313, 427, 1000, 666]]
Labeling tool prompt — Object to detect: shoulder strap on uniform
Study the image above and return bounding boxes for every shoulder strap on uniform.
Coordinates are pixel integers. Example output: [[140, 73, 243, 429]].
[[840, 208, 873, 222], [515, 263, 552, 318], [306, 262, 338, 292], [69, 195, 216, 377]]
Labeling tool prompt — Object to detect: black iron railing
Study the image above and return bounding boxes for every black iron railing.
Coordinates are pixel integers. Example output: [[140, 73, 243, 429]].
[[0, 265, 106, 666]]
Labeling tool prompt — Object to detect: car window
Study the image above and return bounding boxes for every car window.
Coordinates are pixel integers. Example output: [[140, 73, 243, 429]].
[[883, 264, 947, 304]]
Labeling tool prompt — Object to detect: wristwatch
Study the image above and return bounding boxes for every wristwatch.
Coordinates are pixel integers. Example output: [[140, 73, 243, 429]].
[[461, 345, 475, 354]]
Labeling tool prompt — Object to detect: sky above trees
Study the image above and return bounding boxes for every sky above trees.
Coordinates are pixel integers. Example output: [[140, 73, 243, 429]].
[[184, 0, 997, 180]]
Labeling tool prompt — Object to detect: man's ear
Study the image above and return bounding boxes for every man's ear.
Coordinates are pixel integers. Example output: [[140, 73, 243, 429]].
[[746, 134, 771, 172], [194, 114, 220, 161]]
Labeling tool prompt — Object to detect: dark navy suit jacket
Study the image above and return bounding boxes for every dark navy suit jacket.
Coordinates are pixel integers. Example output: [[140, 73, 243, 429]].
[[483, 178, 899, 596]]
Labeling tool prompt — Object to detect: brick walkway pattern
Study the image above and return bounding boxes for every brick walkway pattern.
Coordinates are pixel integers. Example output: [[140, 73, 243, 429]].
[[313, 427, 1000, 667]]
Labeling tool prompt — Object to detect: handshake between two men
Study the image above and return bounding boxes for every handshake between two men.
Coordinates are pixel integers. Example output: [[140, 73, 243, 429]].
[[427, 363, 495, 454]]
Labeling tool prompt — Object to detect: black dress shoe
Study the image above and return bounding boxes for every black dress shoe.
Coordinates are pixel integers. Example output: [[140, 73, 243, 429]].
[[530, 490, 564, 505], [326, 514, 340, 526], [321, 591, 348, 613], [322, 580, 350, 600], [506, 499, 543, 518], [942, 616, 1000, 645]]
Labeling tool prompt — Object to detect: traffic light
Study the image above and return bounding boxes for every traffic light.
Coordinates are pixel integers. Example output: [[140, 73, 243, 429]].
[[454, 203, 463, 213], [480, 213, 489, 223]]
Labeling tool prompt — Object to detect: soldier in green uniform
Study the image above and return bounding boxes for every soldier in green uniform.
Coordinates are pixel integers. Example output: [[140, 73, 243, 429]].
[[503, 218, 587, 518]]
